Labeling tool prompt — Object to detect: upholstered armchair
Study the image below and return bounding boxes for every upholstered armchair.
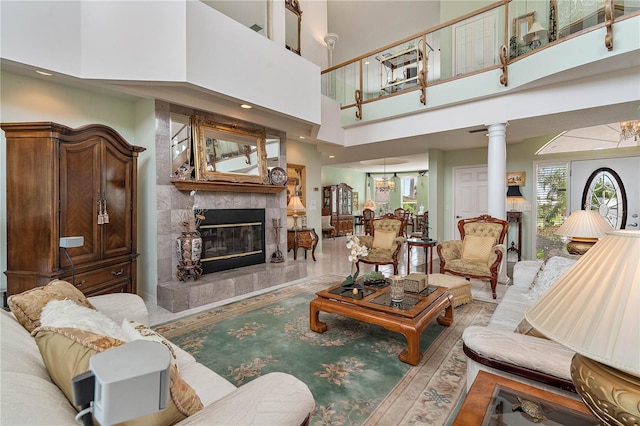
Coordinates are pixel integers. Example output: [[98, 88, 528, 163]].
[[321, 215, 336, 239], [437, 215, 509, 299], [356, 217, 404, 275]]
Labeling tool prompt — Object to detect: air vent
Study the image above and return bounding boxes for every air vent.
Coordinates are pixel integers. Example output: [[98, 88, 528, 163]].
[[250, 24, 263, 32]]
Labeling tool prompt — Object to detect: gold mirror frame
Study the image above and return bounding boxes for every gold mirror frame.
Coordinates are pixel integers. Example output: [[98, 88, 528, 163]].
[[193, 115, 268, 184], [285, 0, 302, 55]]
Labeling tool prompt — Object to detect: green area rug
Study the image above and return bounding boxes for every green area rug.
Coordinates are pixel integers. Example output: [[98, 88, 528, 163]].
[[155, 275, 496, 425]]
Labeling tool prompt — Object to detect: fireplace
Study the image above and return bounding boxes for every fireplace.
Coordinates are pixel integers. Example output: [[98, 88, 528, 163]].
[[198, 209, 266, 274]]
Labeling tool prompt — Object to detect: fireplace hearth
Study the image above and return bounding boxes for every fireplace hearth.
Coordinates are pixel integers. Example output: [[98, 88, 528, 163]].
[[198, 209, 265, 274]]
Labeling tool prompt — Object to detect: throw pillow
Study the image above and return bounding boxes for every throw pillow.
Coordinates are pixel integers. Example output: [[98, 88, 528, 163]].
[[372, 230, 396, 250], [461, 235, 496, 262], [122, 319, 178, 368], [34, 327, 203, 425], [40, 299, 128, 342], [7, 279, 96, 333], [514, 317, 549, 339], [525, 256, 577, 302]]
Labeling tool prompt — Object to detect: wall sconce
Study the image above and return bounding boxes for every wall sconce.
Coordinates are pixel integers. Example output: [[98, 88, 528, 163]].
[[60, 236, 84, 285]]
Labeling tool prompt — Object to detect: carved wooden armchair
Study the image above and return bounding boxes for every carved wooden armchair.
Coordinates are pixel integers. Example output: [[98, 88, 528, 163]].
[[356, 217, 404, 275], [437, 215, 509, 299]]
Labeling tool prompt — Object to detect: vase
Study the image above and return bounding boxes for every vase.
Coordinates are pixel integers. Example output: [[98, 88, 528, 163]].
[[176, 231, 203, 281]]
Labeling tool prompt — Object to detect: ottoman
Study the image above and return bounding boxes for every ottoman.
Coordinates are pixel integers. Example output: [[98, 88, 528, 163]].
[[422, 273, 472, 308]]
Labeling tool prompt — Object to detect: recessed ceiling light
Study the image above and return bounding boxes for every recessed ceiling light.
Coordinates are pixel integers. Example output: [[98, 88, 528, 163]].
[[329, 155, 335, 159], [299, 136, 305, 139], [240, 104, 252, 109], [36, 70, 53, 76]]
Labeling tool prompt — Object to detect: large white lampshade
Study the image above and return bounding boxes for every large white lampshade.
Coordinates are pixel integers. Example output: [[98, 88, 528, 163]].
[[555, 210, 613, 254], [525, 230, 640, 424]]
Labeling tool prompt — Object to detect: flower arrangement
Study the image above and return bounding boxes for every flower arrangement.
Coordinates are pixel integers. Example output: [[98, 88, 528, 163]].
[[342, 235, 369, 288], [180, 190, 206, 233]]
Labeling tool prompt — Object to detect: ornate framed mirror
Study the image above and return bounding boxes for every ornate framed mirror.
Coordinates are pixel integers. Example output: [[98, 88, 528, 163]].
[[193, 115, 268, 184], [285, 0, 302, 55], [170, 113, 192, 179]]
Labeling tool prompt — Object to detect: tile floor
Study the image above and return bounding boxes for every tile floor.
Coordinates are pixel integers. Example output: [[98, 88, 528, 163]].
[[148, 235, 509, 326]]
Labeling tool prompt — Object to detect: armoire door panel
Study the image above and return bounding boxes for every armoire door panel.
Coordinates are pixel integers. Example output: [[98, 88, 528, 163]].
[[102, 141, 133, 258], [59, 138, 101, 266]]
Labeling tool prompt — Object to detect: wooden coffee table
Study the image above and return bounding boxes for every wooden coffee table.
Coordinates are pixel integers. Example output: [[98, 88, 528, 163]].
[[309, 282, 454, 366]]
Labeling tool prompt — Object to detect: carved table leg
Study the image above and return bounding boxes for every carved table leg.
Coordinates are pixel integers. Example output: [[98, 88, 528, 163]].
[[437, 293, 455, 326], [398, 327, 423, 366], [309, 298, 328, 333]]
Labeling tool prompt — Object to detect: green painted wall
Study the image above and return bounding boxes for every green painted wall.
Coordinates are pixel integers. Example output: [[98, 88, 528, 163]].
[[321, 166, 367, 212]]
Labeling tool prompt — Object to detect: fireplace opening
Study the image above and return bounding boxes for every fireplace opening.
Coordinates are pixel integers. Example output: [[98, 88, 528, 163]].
[[198, 209, 265, 274]]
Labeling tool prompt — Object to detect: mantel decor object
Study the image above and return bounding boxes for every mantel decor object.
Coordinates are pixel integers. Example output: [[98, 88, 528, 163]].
[[271, 219, 285, 263], [176, 191, 204, 281]]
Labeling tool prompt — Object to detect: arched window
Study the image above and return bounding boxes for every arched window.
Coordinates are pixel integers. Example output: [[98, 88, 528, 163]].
[[581, 168, 627, 229]]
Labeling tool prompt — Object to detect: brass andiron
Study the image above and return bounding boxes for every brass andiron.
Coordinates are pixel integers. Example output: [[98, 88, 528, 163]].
[[271, 218, 284, 263]]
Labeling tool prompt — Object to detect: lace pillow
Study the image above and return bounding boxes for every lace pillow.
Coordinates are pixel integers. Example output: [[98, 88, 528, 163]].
[[525, 256, 577, 302]]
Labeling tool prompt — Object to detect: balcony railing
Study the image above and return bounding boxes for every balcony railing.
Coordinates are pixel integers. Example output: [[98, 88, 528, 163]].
[[321, 0, 639, 120]]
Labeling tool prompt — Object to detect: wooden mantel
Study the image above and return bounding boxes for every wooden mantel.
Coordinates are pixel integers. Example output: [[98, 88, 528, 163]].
[[171, 180, 286, 194]]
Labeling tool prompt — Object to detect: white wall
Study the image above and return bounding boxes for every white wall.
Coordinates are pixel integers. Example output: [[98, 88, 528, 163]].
[[0, 71, 157, 295], [1, 0, 322, 126]]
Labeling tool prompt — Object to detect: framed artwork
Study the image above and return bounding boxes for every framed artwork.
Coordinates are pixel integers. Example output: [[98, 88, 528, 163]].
[[352, 192, 359, 211], [513, 12, 535, 43], [507, 171, 526, 186], [286, 163, 305, 214]]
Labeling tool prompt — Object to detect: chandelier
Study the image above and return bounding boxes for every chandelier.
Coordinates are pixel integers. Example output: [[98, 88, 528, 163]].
[[374, 159, 395, 192], [619, 120, 640, 142]]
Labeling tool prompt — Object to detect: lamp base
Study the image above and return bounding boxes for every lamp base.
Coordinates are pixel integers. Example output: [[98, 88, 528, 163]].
[[566, 238, 598, 255], [571, 353, 640, 426], [292, 214, 300, 230]]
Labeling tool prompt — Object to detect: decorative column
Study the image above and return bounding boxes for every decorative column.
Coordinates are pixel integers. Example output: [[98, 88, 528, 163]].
[[486, 122, 509, 284], [486, 123, 507, 218]]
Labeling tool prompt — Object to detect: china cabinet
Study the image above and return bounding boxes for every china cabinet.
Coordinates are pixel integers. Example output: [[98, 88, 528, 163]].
[[2, 122, 145, 297], [322, 183, 353, 236]]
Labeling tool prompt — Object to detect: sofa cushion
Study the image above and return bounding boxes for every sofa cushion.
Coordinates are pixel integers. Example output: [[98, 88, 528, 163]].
[[34, 327, 203, 425], [525, 256, 577, 302], [372, 230, 396, 250], [7, 279, 95, 333], [461, 235, 495, 262], [40, 299, 128, 341]]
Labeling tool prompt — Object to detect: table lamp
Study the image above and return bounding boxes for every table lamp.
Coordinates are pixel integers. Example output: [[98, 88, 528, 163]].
[[287, 195, 306, 229], [525, 230, 640, 425], [506, 185, 523, 211], [554, 210, 613, 254]]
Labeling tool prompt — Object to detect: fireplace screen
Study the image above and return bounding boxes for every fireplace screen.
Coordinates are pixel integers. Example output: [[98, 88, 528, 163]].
[[198, 209, 265, 274]]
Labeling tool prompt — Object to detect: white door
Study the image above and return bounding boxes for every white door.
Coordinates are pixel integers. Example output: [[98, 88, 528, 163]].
[[570, 156, 640, 230], [453, 166, 488, 239], [453, 12, 497, 75]]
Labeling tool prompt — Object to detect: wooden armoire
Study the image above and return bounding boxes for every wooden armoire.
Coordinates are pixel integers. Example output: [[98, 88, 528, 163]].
[[2, 122, 145, 297], [322, 183, 354, 236]]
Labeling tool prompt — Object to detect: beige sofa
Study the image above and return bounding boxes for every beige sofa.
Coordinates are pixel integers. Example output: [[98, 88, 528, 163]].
[[462, 256, 581, 399], [1, 288, 315, 425]]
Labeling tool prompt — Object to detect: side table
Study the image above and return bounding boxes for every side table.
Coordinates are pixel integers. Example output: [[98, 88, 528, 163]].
[[287, 228, 318, 261], [453, 371, 597, 425], [506, 211, 522, 261], [406, 238, 438, 274]]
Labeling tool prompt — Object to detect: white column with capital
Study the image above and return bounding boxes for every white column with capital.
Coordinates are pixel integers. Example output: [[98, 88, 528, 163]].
[[486, 122, 509, 284]]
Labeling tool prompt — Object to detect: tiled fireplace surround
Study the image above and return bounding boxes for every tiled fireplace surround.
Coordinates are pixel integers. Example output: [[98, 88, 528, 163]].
[[154, 102, 306, 312]]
